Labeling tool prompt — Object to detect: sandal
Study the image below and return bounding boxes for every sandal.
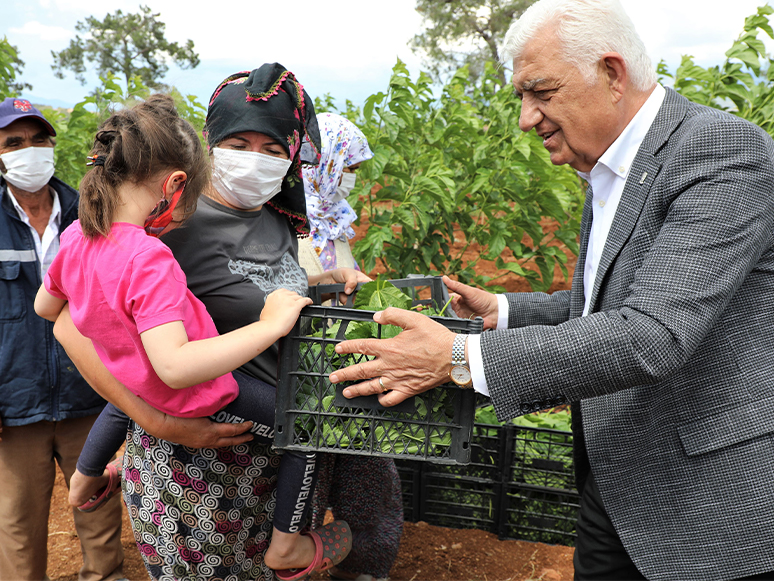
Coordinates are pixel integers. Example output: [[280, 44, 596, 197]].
[[77, 455, 123, 513], [275, 520, 353, 581]]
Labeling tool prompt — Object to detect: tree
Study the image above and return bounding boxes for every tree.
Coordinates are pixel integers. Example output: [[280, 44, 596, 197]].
[[659, 5, 774, 138], [410, 0, 534, 86], [0, 37, 32, 98], [51, 5, 200, 89]]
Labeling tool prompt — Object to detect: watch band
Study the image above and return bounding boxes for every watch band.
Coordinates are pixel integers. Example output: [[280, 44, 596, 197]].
[[452, 334, 468, 366]]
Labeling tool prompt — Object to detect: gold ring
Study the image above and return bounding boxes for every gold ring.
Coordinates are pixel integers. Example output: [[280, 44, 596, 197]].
[[378, 377, 386, 392]]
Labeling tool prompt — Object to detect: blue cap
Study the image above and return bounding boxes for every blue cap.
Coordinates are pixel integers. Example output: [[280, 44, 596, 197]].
[[0, 98, 56, 136]]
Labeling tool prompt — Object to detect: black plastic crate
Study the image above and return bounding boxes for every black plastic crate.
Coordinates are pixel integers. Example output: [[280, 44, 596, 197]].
[[307, 275, 455, 313], [396, 422, 579, 545], [504, 483, 579, 545], [275, 304, 483, 464]]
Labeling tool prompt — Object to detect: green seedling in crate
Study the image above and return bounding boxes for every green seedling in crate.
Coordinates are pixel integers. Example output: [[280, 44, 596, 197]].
[[294, 278, 457, 456]]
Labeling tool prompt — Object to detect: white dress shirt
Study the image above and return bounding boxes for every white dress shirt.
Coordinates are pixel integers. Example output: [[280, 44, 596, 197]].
[[468, 84, 666, 396], [6, 185, 62, 279]]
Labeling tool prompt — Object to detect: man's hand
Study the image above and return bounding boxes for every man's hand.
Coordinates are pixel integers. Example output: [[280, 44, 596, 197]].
[[145, 414, 254, 449], [329, 307, 456, 406], [443, 275, 500, 330]]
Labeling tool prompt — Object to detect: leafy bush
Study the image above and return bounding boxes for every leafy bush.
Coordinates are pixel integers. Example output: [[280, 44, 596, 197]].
[[37, 5, 774, 296], [340, 61, 583, 292], [658, 5, 774, 137], [0, 37, 30, 98]]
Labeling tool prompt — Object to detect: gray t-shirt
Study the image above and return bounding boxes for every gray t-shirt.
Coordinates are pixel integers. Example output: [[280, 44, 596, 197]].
[[162, 196, 308, 386]]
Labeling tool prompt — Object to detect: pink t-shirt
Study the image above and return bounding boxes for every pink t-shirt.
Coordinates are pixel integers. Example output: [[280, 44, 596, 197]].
[[45, 221, 239, 417]]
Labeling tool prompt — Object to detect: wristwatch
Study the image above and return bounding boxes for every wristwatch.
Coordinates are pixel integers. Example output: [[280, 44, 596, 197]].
[[449, 334, 473, 388]]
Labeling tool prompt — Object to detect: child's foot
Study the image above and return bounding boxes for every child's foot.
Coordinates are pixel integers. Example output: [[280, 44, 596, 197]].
[[69, 456, 123, 511], [264, 528, 316, 571], [273, 521, 353, 581]]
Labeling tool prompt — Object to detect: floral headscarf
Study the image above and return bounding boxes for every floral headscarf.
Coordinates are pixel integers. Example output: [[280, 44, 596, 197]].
[[205, 63, 321, 234], [302, 112, 373, 254]]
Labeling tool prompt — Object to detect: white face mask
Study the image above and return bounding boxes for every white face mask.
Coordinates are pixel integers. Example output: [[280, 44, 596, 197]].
[[211, 148, 291, 210], [332, 171, 357, 203], [0, 146, 55, 193]]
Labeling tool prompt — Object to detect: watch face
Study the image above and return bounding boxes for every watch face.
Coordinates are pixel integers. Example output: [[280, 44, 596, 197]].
[[450, 365, 472, 387]]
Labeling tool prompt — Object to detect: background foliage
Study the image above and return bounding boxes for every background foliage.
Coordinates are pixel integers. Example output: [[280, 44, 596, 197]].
[[657, 5, 774, 138], [6, 5, 774, 295], [0, 37, 31, 97], [318, 60, 582, 292]]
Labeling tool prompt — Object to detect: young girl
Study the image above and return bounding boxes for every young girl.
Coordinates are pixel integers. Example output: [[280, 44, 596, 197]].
[[34, 95, 351, 576]]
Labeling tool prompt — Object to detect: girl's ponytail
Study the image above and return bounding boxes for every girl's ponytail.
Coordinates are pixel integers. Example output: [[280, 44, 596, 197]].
[[79, 128, 122, 238]]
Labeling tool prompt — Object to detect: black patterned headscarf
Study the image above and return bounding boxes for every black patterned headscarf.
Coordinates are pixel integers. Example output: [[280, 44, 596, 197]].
[[204, 63, 321, 234]]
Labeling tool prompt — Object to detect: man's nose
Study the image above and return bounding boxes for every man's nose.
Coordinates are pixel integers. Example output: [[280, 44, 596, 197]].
[[518, 95, 542, 133]]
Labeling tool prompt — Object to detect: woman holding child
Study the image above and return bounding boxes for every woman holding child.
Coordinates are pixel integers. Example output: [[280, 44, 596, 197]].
[[53, 64, 369, 581]]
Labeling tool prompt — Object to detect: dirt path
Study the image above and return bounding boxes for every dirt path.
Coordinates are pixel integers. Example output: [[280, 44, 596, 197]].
[[47, 470, 574, 581]]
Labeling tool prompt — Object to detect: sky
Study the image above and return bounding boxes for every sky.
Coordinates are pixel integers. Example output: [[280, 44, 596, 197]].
[[3, 0, 772, 109]]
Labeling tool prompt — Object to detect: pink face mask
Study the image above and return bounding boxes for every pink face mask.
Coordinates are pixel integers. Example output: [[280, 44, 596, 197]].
[[144, 175, 185, 237]]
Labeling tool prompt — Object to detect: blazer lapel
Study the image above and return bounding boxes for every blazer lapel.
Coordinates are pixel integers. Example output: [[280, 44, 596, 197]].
[[584, 88, 688, 314]]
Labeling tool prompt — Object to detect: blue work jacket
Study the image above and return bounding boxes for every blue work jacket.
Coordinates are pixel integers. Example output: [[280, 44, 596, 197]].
[[0, 176, 106, 426]]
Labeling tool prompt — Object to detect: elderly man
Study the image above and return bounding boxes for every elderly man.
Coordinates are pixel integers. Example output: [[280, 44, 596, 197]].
[[331, 1, 774, 579], [0, 97, 124, 581]]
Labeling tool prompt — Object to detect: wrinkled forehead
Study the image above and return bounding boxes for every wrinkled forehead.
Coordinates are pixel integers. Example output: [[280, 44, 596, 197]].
[[512, 29, 573, 89]]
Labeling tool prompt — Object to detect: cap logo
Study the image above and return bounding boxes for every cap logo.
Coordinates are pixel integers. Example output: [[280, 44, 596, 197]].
[[13, 99, 33, 112]]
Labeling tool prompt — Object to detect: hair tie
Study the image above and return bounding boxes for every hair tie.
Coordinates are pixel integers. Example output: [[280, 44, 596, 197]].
[[86, 155, 106, 167]]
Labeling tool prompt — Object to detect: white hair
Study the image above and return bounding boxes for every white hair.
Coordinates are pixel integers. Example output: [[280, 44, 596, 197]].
[[499, 0, 657, 91]]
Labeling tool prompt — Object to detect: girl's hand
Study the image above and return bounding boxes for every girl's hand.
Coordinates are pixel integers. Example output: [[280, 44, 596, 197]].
[[260, 289, 313, 336]]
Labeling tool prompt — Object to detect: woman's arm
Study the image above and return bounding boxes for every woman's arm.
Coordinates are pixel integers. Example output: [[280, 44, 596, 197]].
[[54, 304, 254, 448]]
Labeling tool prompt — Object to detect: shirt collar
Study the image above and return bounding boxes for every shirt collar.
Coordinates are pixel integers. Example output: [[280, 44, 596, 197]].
[[579, 83, 666, 181]]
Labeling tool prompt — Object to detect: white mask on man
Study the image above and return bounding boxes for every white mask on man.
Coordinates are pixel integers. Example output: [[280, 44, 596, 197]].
[[211, 148, 291, 209], [0, 146, 55, 193], [331, 171, 357, 203]]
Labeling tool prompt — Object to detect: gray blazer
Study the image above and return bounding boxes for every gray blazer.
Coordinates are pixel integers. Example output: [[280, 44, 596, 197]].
[[481, 88, 774, 581]]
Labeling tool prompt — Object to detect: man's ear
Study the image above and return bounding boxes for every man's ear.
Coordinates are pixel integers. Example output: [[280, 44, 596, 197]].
[[600, 52, 627, 104]]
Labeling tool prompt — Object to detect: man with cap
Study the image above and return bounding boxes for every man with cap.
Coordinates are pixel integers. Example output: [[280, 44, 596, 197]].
[[0, 97, 125, 581]]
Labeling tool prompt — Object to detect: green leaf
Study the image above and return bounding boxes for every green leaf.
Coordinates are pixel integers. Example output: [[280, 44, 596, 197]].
[[353, 277, 412, 311]]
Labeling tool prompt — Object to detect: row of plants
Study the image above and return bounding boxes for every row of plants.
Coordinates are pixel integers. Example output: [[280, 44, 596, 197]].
[[315, 5, 774, 293], [3, 6, 774, 295]]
